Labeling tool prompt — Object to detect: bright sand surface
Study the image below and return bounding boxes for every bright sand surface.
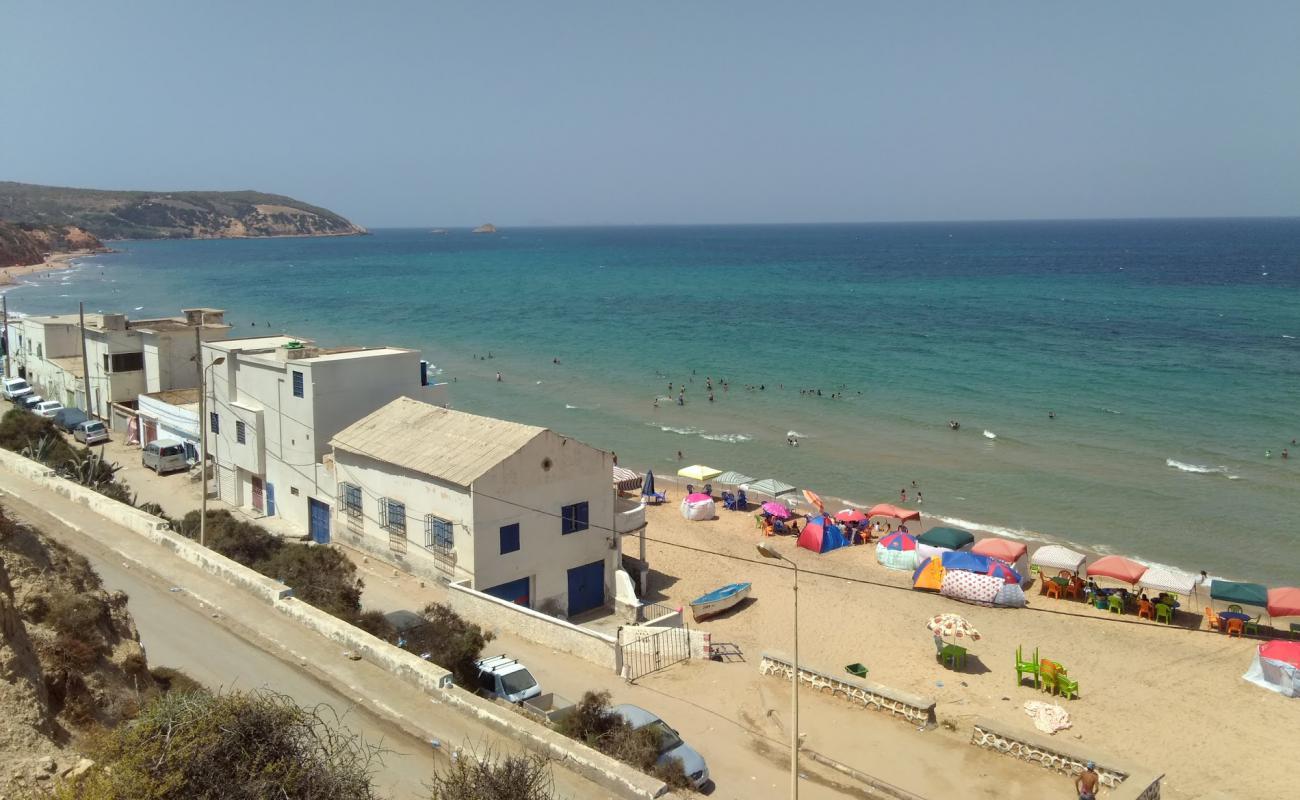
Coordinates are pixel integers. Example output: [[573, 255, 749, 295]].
[[638, 489, 1300, 800], [0, 251, 83, 286]]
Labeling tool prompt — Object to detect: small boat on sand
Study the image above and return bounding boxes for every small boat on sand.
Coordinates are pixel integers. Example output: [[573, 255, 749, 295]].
[[690, 582, 752, 621]]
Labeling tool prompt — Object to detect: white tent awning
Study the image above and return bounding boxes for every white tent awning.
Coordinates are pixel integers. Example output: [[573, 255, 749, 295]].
[[1138, 566, 1198, 597], [1030, 545, 1087, 574]]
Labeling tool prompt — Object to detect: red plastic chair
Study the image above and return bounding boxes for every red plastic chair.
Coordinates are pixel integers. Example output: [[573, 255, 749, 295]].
[[1226, 618, 1244, 638], [1138, 600, 1154, 620]]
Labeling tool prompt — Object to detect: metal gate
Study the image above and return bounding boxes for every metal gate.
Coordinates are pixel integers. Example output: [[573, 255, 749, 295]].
[[620, 625, 691, 681]]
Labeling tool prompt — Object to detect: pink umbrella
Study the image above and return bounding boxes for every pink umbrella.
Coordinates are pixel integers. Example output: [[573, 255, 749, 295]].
[[761, 501, 791, 519], [1267, 587, 1300, 618], [834, 508, 868, 523], [971, 537, 1027, 564], [687, 492, 712, 503], [867, 503, 921, 522], [1087, 555, 1148, 585]]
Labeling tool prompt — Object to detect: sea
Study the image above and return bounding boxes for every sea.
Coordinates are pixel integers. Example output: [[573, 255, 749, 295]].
[[6, 220, 1298, 584]]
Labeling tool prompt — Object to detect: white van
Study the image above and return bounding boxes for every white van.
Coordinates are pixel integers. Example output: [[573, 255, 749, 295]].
[[2, 377, 33, 400], [473, 655, 541, 703], [142, 439, 188, 474]]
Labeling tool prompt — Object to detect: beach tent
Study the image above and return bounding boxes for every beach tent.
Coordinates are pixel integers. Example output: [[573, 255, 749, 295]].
[[677, 464, 722, 484], [1242, 640, 1300, 698], [613, 466, 642, 492], [748, 478, 799, 499], [972, 537, 1027, 564], [867, 503, 921, 522], [715, 470, 754, 487], [1211, 580, 1269, 608], [1267, 587, 1300, 618], [932, 550, 1022, 585], [1087, 555, 1148, 585], [1138, 566, 1199, 599], [912, 557, 946, 591], [919, 527, 975, 551], [1031, 545, 1087, 575], [796, 514, 849, 555], [940, 570, 1004, 606], [680, 493, 716, 521], [993, 582, 1028, 608], [876, 531, 918, 571]]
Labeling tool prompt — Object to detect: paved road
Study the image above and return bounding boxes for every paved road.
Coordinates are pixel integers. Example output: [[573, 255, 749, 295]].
[[0, 476, 609, 800]]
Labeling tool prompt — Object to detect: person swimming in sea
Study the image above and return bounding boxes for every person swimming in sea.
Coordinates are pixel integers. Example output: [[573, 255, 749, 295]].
[[948, 420, 960, 430], [1048, 410, 1055, 419]]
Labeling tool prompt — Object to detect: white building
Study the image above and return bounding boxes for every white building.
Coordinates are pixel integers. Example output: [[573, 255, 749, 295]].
[[10, 308, 230, 420], [330, 397, 616, 618], [203, 335, 447, 535], [136, 388, 200, 459]]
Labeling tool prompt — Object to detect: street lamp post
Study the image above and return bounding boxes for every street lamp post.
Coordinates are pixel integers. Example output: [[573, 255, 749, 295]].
[[756, 540, 799, 799], [198, 355, 225, 548]]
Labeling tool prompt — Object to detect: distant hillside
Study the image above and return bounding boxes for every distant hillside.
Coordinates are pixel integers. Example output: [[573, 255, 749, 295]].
[[0, 221, 103, 268], [0, 181, 366, 241]]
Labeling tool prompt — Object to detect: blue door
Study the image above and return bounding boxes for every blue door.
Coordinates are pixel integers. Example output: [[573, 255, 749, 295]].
[[266, 482, 276, 517], [567, 560, 605, 617], [483, 577, 530, 607], [308, 498, 330, 544]]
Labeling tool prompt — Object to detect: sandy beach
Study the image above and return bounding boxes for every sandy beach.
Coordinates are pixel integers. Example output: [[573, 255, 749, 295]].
[[636, 483, 1300, 799], [0, 251, 90, 287]]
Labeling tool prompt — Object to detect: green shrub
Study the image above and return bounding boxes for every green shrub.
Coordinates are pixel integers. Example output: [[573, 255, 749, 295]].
[[554, 691, 692, 790], [257, 545, 363, 617], [183, 510, 284, 565], [429, 747, 554, 800], [403, 603, 493, 686], [346, 609, 396, 641]]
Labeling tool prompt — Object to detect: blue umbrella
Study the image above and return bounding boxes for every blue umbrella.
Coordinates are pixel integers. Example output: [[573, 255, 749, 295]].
[[643, 469, 656, 496]]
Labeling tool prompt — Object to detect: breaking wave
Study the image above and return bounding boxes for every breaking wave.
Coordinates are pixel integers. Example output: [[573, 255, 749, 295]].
[[701, 433, 752, 443], [1166, 459, 1239, 480]]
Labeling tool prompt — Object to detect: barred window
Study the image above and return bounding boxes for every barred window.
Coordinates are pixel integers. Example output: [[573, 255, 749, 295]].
[[339, 483, 362, 519], [379, 497, 406, 535], [425, 515, 453, 551]]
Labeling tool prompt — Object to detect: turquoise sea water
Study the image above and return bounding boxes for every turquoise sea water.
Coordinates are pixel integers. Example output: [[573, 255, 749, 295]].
[[7, 221, 1299, 583]]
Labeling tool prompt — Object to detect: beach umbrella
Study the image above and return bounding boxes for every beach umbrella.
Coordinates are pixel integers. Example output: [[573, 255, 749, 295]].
[[802, 489, 825, 513], [716, 470, 754, 487], [918, 527, 975, 551], [985, 560, 1023, 585], [878, 531, 917, 551], [866, 503, 921, 522], [749, 478, 799, 498], [1087, 555, 1148, 585], [643, 469, 656, 496], [1210, 580, 1269, 607], [971, 537, 1028, 564], [677, 464, 722, 484], [925, 613, 981, 641], [1267, 587, 1300, 618], [760, 501, 792, 519], [612, 466, 642, 492], [834, 508, 868, 523]]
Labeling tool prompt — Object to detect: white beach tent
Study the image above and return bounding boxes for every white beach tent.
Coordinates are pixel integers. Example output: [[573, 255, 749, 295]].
[[1242, 641, 1300, 698], [680, 495, 716, 521], [1030, 545, 1087, 575], [1138, 566, 1199, 602]]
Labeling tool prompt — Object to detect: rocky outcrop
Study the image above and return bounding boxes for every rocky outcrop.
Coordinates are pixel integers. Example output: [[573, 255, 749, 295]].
[[472, 223, 498, 234], [0, 181, 366, 241], [0, 222, 105, 268]]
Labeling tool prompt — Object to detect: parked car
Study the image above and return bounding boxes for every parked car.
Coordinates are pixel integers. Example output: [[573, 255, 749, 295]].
[[613, 704, 710, 789], [54, 407, 89, 432], [141, 438, 188, 474], [34, 400, 63, 418], [74, 420, 109, 446], [473, 655, 542, 704], [15, 394, 44, 411], [1, 377, 33, 400]]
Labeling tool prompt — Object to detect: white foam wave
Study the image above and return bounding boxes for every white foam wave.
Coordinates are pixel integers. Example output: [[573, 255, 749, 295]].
[[982, 430, 997, 439], [564, 403, 600, 410], [787, 430, 808, 439], [1284, 335, 1296, 340], [648, 424, 703, 436], [1165, 458, 1238, 479], [701, 433, 752, 443], [1101, 407, 1122, 415]]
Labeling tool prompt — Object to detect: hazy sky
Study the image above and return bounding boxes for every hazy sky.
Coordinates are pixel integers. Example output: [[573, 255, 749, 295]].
[[3, 1, 1298, 227]]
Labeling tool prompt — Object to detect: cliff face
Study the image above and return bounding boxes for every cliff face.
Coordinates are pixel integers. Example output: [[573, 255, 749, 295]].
[[0, 222, 104, 268], [0, 181, 366, 241]]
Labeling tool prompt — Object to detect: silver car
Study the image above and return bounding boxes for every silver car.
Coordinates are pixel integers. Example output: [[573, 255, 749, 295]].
[[142, 439, 188, 474], [74, 420, 110, 446], [614, 704, 710, 789]]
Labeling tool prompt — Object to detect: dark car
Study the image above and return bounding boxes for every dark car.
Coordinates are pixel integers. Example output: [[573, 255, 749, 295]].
[[15, 394, 44, 411], [54, 407, 90, 432]]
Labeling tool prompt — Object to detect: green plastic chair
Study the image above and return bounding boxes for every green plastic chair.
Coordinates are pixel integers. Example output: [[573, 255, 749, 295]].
[[1107, 594, 1124, 614], [1055, 673, 1080, 700], [1227, 604, 1243, 613], [1155, 603, 1173, 624], [1015, 645, 1040, 688], [1244, 617, 1261, 636], [940, 644, 967, 670]]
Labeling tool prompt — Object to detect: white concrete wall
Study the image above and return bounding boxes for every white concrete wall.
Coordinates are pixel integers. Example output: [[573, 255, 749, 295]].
[[472, 431, 613, 612], [308, 353, 425, 461], [448, 580, 619, 671]]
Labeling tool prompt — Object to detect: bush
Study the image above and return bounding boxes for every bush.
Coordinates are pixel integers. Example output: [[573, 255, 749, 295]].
[[555, 691, 692, 791], [46, 689, 378, 800], [48, 635, 101, 672], [346, 609, 396, 641], [258, 545, 363, 617], [150, 666, 204, 696], [183, 509, 283, 565], [0, 409, 77, 463], [429, 747, 554, 800], [45, 593, 104, 639], [403, 603, 493, 686]]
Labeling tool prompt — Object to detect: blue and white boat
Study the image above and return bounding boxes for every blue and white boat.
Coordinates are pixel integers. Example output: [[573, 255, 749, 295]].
[[689, 582, 752, 621]]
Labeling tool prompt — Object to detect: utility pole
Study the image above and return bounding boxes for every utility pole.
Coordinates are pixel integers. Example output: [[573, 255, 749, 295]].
[[79, 302, 94, 419], [2, 292, 9, 378], [196, 327, 207, 546]]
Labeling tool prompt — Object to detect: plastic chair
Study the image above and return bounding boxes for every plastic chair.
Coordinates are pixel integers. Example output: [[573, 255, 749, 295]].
[[1204, 607, 1222, 631], [1227, 604, 1243, 613], [1155, 603, 1173, 624], [736, 490, 748, 510], [703, 484, 712, 497], [1065, 578, 1084, 601], [686, 484, 695, 496], [1015, 645, 1040, 689], [1044, 580, 1064, 600], [1226, 618, 1244, 637], [1094, 595, 1108, 610], [940, 644, 967, 670], [1055, 673, 1080, 700], [1244, 617, 1261, 636], [1107, 594, 1124, 614], [722, 492, 738, 511], [1039, 659, 1060, 694], [1138, 600, 1154, 620]]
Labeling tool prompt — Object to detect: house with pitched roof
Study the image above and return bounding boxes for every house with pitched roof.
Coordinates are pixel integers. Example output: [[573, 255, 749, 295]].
[[329, 397, 615, 618]]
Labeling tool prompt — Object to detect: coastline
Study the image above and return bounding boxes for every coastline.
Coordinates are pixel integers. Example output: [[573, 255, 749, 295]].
[[0, 250, 93, 287]]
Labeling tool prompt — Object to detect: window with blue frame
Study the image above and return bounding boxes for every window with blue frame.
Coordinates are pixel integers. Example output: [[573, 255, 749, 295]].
[[209, 411, 219, 434], [561, 502, 589, 534], [340, 483, 362, 519], [500, 523, 520, 554], [425, 515, 453, 552], [380, 498, 406, 535], [235, 420, 246, 444], [292, 370, 304, 398]]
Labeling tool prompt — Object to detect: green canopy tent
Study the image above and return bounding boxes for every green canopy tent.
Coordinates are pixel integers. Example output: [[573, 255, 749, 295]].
[[918, 527, 976, 551], [1210, 580, 1268, 608], [715, 470, 755, 487], [747, 478, 798, 499]]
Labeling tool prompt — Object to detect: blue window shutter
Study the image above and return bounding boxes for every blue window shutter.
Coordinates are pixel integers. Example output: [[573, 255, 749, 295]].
[[292, 370, 304, 398], [577, 502, 589, 530], [500, 523, 520, 554]]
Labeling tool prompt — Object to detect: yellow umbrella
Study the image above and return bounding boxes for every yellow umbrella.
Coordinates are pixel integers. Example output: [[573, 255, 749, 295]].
[[677, 464, 722, 483]]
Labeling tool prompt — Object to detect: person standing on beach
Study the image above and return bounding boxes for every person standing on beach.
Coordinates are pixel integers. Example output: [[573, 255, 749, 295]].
[[1075, 762, 1099, 800], [677, 390, 685, 406]]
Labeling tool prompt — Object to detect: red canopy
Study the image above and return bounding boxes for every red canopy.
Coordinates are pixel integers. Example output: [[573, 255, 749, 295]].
[[1087, 555, 1148, 585], [1267, 587, 1300, 618], [971, 537, 1028, 564], [866, 503, 921, 522], [1259, 640, 1300, 668]]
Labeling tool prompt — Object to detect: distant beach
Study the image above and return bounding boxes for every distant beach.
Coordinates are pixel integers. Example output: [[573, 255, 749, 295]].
[[0, 251, 88, 287]]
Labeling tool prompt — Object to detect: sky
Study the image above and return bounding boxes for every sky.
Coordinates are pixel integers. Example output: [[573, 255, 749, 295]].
[[2, 1, 1298, 227]]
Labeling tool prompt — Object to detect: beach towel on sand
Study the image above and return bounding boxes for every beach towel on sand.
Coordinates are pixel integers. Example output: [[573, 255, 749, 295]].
[[1023, 701, 1072, 734]]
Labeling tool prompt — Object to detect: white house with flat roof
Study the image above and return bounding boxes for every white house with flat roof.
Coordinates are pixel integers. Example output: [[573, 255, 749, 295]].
[[202, 335, 447, 535], [329, 397, 615, 618]]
